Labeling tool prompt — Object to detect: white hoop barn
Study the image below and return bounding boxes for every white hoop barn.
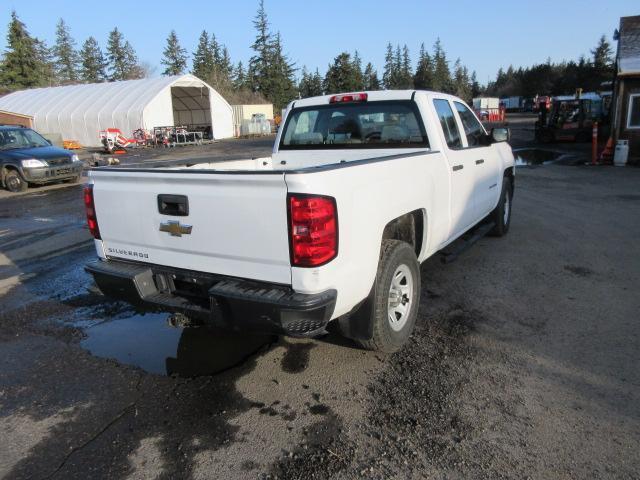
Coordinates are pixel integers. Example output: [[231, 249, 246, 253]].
[[0, 74, 234, 147]]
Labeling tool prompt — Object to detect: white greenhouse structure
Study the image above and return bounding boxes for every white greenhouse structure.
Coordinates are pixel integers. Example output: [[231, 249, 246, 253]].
[[0, 74, 234, 147]]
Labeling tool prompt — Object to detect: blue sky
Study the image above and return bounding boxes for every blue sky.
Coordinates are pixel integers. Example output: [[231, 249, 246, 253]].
[[2, 0, 638, 84]]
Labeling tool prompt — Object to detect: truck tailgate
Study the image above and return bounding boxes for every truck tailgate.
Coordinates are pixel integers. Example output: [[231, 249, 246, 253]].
[[90, 170, 291, 285]]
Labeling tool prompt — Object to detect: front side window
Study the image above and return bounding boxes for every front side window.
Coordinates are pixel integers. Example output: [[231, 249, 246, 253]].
[[0, 128, 50, 150], [280, 101, 429, 150], [433, 99, 462, 149], [628, 94, 640, 129], [454, 101, 485, 147]]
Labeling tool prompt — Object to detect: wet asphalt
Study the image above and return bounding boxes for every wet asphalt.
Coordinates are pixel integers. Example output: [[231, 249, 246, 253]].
[[1, 122, 639, 479]]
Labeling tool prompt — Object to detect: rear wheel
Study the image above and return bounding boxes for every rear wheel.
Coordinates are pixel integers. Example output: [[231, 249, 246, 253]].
[[356, 240, 420, 353], [489, 177, 513, 236], [5, 170, 28, 192]]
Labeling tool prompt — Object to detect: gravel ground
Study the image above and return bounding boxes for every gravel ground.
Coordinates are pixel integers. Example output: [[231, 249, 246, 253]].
[[1, 122, 639, 479]]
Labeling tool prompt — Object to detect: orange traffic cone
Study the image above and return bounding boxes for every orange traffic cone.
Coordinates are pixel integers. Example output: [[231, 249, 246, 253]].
[[599, 137, 614, 164]]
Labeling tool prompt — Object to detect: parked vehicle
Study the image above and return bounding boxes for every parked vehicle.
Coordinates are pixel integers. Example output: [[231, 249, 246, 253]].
[[535, 93, 610, 143], [473, 97, 500, 110], [0, 125, 83, 192], [85, 90, 515, 352], [533, 95, 552, 112], [500, 96, 523, 112]]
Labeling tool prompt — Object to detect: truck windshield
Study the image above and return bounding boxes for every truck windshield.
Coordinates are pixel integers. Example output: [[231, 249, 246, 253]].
[[280, 100, 429, 150], [0, 128, 50, 150]]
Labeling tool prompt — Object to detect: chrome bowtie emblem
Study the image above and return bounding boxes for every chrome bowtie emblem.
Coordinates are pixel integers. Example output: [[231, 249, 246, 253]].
[[159, 220, 192, 237]]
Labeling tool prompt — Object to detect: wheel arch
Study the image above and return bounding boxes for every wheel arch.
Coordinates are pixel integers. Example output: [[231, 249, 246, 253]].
[[504, 166, 514, 191], [1, 164, 21, 188], [381, 208, 427, 260]]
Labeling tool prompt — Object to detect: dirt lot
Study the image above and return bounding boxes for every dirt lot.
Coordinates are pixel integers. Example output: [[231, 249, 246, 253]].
[[1, 123, 639, 479]]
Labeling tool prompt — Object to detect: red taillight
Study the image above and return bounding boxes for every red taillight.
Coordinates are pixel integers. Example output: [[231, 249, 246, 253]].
[[289, 195, 338, 267], [329, 93, 368, 104], [83, 184, 101, 239]]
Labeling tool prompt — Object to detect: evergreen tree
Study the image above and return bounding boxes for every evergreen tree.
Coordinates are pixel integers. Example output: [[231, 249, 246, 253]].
[[192, 31, 215, 80], [122, 40, 143, 79], [0, 11, 47, 88], [106, 28, 136, 80], [233, 61, 246, 89], [453, 59, 471, 101], [192, 31, 232, 90], [298, 66, 311, 97], [53, 18, 79, 83], [298, 67, 323, 98], [210, 34, 222, 69], [220, 46, 233, 80], [79, 36, 107, 83], [248, 0, 272, 94], [383, 43, 410, 89], [34, 37, 55, 86], [352, 50, 364, 90], [432, 38, 452, 93], [310, 68, 323, 96], [591, 35, 613, 77], [398, 44, 413, 88], [414, 43, 434, 90], [393, 45, 403, 87], [363, 62, 380, 90], [161, 30, 187, 76], [470, 71, 481, 98], [266, 32, 296, 109], [324, 52, 360, 94], [382, 42, 395, 89], [247, 2, 296, 109]]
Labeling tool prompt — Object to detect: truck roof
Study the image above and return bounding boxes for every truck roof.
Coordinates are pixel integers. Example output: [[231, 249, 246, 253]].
[[290, 90, 458, 109]]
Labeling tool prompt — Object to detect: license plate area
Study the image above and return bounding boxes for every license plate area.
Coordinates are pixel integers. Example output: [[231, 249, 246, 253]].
[[153, 271, 215, 309]]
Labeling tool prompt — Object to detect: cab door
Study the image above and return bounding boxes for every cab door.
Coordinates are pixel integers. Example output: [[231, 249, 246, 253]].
[[432, 98, 478, 240], [452, 101, 501, 220]]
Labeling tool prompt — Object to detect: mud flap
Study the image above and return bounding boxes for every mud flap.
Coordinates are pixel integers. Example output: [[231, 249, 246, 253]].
[[338, 282, 376, 341]]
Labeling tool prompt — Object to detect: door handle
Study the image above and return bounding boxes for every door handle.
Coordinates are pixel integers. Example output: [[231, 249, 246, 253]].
[[452, 165, 464, 172], [157, 194, 189, 216], [475, 159, 484, 165]]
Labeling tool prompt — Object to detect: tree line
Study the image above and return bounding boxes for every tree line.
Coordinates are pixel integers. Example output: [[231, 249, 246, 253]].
[[0, 3, 478, 110], [0, 3, 615, 111], [0, 12, 145, 91], [484, 36, 615, 99], [303, 40, 481, 102]]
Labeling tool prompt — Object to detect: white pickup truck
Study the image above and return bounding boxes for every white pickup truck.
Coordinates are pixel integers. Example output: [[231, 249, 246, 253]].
[[85, 90, 514, 352]]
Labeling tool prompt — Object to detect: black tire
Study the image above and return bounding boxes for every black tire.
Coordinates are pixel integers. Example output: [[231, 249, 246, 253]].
[[4, 170, 28, 192], [356, 240, 420, 353], [489, 177, 513, 237]]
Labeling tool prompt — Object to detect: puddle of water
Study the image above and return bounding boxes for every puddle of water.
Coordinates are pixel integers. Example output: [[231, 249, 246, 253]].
[[513, 148, 563, 166], [81, 312, 275, 377]]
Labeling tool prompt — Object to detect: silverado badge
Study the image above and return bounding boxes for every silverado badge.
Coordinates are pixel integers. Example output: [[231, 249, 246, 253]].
[[159, 220, 192, 237]]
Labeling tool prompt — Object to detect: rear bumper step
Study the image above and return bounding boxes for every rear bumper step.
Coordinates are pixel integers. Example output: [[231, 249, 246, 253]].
[[85, 259, 336, 337]]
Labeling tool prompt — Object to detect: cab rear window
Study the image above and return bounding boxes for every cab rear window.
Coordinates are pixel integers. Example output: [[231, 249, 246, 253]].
[[280, 100, 429, 150]]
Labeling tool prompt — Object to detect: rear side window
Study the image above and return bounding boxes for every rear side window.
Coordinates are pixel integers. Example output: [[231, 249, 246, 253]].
[[280, 100, 429, 150], [454, 102, 485, 147], [433, 99, 462, 149]]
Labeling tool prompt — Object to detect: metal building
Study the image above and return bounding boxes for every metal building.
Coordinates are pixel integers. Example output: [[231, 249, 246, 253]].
[[0, 74, 234, 147]]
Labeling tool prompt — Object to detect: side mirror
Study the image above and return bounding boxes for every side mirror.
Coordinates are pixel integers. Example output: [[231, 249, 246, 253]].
[[46, 139, 52, 145], [491, 127, 510, 143]]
